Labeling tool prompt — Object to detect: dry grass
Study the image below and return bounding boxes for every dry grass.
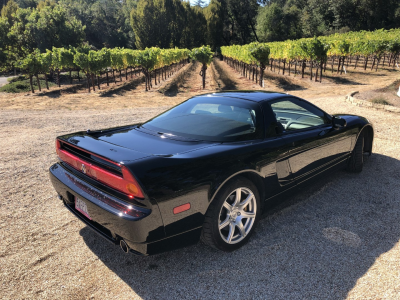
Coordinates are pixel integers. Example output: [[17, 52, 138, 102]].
[[1, 62, 400, 299], [371, 97, 392, 106]]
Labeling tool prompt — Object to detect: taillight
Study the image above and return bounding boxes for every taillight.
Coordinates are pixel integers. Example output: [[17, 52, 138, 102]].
[[56, 139, 144, 199], [121, 166, 144, 198], [106, 165, 144, 198], [56, 139, 61, 156]]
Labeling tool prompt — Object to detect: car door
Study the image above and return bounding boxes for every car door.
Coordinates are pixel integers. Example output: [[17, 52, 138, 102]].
[[268, 97, 352, 184]]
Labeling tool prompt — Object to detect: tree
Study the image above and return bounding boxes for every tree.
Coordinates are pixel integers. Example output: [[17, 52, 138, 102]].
[[1, 0, 18, 23], [121, 0, 138, 49], [220, 0, 260, 45], [73, 50, 91, 92], [180, 1, 207, 48], [165, 0, 186, 48], [39, 50, 52, 89], [131, 0, 170, 49], [248, 42, 270, 86], [51, 47, 74, 87], [300, 37, 329, 81], [256, 2, 302, 42], [204, 0, 224, 49], [131, 0, 207, 49], [8, 4, 85, 53], [190, 45, 213, 89], [56, 0, 136, 49], [0, 1, 21, 72], [37, 0, 55, 10], [298, 0, 333, 37], [0, 13, 10, 70], [73, 47, 111, 92], [137, 47, 160, 90], [110, 48, 125, 83], [18, 49, 42, 93], [14, 0, 37, 8], [88, 48, 111, 90]]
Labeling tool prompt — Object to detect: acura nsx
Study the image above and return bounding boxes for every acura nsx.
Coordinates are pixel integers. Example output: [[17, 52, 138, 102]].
[[50, 91, 373, 255]]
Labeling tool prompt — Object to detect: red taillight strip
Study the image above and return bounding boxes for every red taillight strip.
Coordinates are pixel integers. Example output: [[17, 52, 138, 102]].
[[58, 140, 120, 167], [56, 139, 144, 199]]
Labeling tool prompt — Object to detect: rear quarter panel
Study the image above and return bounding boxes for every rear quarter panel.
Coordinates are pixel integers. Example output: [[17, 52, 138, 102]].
[[128, 138, 286, 237]]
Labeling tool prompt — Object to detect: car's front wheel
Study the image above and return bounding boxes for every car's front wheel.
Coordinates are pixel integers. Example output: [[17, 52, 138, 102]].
[[347, 131, 364, 173], [201, 177, 261, 252]]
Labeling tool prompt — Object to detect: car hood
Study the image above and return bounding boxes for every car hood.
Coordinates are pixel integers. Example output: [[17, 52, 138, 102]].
[[96, 126, 218, 156]]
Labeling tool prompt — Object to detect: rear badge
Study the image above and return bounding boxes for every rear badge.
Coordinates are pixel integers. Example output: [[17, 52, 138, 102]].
[[81, 164, 86, 174]]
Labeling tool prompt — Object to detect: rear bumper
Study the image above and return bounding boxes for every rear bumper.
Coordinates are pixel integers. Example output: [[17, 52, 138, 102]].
[[49, 163, 169, 255], [50, 163, 202, 255]]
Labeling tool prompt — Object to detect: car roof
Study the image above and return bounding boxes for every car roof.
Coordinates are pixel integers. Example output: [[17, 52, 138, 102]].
[[194, 91, 289, 103]]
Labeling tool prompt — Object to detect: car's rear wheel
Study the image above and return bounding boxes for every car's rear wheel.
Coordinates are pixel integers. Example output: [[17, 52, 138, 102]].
[[347, 131, 364, 172], [201, 177, 261, 252]]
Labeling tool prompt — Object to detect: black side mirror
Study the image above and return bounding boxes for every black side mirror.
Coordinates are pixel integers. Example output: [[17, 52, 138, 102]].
[[333, 116, 347, 129]]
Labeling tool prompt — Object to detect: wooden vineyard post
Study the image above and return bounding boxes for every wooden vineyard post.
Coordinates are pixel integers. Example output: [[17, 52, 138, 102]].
[[36, 73, 41, 91], [201, 64, 207, 89], [29, 75, 34, 93], [310, 61, 313, 81], [320, 63, 323, 83], [259, 63, 265, 87]]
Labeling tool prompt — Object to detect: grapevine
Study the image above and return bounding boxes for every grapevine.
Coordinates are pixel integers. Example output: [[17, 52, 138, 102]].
[[221, 28, 400, 83]]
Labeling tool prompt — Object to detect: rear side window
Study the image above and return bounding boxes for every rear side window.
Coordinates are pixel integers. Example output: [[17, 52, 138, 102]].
[[142, 96, 264, 142]]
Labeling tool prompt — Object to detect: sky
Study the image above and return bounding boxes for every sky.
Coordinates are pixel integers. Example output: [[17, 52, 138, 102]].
[[188, 0, 211, 6]]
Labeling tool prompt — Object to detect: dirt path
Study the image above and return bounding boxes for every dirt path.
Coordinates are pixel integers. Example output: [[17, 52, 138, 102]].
[[214, 58, 400, 100], [1, 59, 398, 111], [169, 60, 216, 94], [0, 76, 13, 87], [1, 94, 400, 299], [0, 62, 215, 111]]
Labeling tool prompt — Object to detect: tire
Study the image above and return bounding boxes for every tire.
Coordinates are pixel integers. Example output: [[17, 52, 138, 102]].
[[347, 131, 364, 173], [201, 176, 261, 252]]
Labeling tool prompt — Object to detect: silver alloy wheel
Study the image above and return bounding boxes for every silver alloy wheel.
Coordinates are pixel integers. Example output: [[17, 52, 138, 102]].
[[218, 187, 257, 244]]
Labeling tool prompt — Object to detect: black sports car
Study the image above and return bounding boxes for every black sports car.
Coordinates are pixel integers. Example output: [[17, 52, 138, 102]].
[[49, 91, 373, 255]]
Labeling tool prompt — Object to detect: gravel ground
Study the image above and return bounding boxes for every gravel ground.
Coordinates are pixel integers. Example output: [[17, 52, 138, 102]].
[[1, 96, 400, 299]]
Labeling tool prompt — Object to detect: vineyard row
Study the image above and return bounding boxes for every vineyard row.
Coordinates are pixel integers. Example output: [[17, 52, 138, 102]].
[[221, 28, 400, 84], [12, 46, 214, 93]]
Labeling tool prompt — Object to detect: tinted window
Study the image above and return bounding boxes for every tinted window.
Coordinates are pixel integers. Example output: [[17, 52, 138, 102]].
[[270, 98, 329, 132], [142, 96, 264, 142]]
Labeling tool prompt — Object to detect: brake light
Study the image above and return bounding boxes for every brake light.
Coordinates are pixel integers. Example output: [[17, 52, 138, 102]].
[[56, 139, 144, 199], [56, 139, 61, 156]]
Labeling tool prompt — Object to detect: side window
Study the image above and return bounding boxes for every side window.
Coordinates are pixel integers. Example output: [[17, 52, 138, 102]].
[[270, 98, 329, 132]]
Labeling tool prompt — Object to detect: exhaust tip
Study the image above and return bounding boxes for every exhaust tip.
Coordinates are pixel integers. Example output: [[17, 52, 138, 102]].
[[120, 239, 129, 254]]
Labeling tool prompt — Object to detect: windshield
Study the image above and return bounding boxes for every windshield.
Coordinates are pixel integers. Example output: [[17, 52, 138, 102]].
[[141, 96, 264, 142]]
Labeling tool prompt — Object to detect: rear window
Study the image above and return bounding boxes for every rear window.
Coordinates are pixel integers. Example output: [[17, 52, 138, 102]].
[[142, 96, 264, 142]]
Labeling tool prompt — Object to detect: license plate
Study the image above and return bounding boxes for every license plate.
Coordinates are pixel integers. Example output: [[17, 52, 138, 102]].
[[75, 197, 91, 220]]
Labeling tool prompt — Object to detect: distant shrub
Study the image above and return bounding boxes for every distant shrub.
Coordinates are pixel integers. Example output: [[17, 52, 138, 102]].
[[7, 75, 27, 83], [370, 97, 392, 106], [0, 77, 55, 93], [59, 71, 82, 81]]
